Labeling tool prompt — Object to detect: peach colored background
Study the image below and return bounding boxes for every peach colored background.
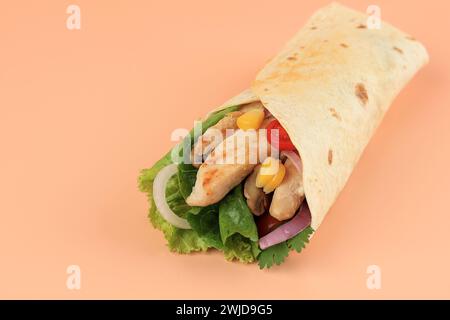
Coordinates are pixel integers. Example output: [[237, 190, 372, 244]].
[[1, 0, 449, 299]]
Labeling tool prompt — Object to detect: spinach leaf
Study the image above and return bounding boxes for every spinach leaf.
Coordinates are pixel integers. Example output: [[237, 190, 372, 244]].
[[177, 163, 199, 200], [218, 184, 259, 244], [187, 205, 223, 250]]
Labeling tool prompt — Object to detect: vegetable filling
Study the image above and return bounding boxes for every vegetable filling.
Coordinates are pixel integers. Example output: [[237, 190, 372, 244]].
[[139, 103, 314, 268]]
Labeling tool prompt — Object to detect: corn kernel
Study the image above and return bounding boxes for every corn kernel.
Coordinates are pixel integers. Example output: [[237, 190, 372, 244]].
[[256, 157, 286, 193], [236, 109, 265, 130], [255, 166, 272, 188]]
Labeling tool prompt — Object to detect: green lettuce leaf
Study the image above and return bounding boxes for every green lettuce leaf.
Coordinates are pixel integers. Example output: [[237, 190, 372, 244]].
[[138, 151, 172, 194], [139, 152, 209, 253], [223, 234, 258, 263]]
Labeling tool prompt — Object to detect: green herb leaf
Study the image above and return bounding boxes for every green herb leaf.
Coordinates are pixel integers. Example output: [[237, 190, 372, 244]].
[[257, 227, 314, 269], [287, 226, 314, 253], [257, 242, 290, 269]]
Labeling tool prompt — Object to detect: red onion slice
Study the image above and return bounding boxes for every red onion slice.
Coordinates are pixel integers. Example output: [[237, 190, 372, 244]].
[[259, 203, 311, 250], [281, 150, 302, 173]]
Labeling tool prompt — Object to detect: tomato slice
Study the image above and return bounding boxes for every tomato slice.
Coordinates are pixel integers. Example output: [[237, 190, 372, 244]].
[[266, 120, 296, 151], [256, 213, 284, 238]]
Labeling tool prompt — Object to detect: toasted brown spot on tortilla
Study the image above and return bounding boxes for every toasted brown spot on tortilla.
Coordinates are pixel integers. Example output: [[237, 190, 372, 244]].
[[355, 83, 368, 106], [328, 149, 333, 165], [263, 87, 269, 92], [287, 56, 297, 61], [329, 108, 341, 121], [357, 24, 366, 29], [393, 46, 403, 54], [310, 26, 317, 30], [340, 43, 349, 48], [300, 46, 305, 49], [406, 36, 416, 41]]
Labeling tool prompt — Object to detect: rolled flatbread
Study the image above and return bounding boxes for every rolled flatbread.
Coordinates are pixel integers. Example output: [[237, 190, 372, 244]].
[[211, 3, 429, 230]]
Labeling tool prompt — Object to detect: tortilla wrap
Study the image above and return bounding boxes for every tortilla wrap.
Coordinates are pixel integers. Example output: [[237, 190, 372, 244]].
[[208, 3, 428, 230]]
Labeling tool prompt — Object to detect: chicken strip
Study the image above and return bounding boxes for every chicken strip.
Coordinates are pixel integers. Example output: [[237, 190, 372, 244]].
[[191, 101, 267, 167], [244, 165, 269, 216], [269, 158, 305, 221], [191, 101, 270, 168], [186, 129, 271, 207], [191, 111, 242, 168]]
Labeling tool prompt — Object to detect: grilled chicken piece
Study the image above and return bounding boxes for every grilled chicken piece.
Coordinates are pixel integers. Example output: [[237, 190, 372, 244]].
[[269, 158, 305, 221], [186, 163, 255, 207], [191, 102, 267, 168], [186, 129, 271, 207], [191, 111, 242, 167], [244, 165, 269, 216]]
